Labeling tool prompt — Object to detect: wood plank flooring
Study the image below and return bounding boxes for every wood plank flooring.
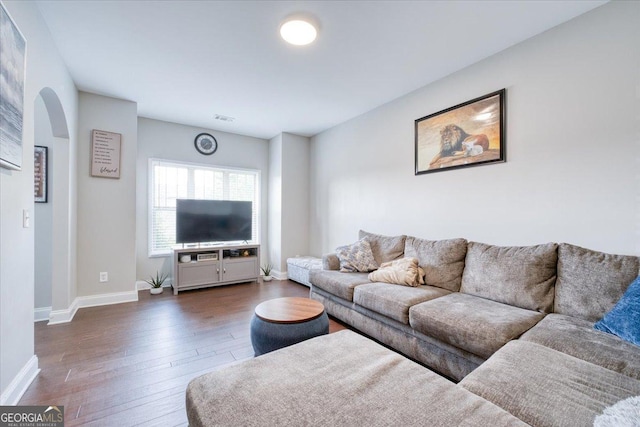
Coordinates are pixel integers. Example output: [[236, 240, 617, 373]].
[[19, 280, 346, 426]]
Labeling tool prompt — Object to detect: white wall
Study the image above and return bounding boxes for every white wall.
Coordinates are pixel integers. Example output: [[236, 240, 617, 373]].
[[0, 0, 78, 403], [268, 134, 283, 271], [135, 117, 270, 282], [268, 132, 311, 273], [77, 92, 137, 296], [310, 1, 640, 257], [281, 133, 310, 266], [34, 96, 53, 311]]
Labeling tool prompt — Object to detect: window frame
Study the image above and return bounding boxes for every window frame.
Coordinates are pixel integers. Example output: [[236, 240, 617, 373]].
[[148, 158, 261, 257]]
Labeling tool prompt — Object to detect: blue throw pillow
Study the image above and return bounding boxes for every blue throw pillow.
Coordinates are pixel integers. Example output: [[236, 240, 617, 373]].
[[594, 276, 640, 346]]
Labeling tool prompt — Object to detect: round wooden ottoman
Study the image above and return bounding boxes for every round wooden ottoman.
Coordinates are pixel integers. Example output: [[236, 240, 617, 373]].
[[250, 297, 329, 356]]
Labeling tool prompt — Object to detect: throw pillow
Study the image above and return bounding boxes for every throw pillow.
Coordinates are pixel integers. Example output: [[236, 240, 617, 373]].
[[594, 276, 640, 347], [593, 395, 640, 427], [368, 257, 425, 287], [335, 239, 378, 273]]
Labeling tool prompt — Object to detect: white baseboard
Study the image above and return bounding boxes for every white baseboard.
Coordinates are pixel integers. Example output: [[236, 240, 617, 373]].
[[34, 306, 51, 322], [136, 279, 173, 290], [48, 290, 139, 325], [0, 355, 40, 405], [48, 299, 79, 325], [270, 270, 288, 281]]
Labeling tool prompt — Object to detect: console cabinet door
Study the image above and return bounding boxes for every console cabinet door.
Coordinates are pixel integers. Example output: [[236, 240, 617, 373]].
[[178, 261, 221, 287], [223, 258, 258, 282]]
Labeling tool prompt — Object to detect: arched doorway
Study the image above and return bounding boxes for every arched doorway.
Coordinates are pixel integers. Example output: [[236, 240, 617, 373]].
[[33, 87, 72, 323]]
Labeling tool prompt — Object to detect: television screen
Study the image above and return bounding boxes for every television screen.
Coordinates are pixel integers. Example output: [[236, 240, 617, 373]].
[[176, 199, 252, 244]]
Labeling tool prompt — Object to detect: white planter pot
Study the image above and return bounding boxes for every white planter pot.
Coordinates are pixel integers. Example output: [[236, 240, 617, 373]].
[[263, 276, 273, 282], [150, 287, 164, 295]]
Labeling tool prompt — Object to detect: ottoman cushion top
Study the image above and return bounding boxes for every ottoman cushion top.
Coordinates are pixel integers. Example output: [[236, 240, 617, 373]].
[[187, 330, 527, 427], [286, 256, 322, 269]]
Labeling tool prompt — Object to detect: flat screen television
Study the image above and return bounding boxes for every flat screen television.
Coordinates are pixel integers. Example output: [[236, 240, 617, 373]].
[[176, 199, 252, 244]]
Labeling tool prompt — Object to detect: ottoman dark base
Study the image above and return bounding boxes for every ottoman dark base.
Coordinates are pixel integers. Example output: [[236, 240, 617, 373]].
[[250, 312, 329, 356]]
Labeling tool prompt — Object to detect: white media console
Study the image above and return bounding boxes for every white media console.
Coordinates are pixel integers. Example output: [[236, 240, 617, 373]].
[[172, 244, 260, 295]]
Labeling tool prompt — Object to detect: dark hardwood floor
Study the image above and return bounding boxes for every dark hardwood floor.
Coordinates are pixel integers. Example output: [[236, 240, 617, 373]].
[[20, 280, 346, 426]]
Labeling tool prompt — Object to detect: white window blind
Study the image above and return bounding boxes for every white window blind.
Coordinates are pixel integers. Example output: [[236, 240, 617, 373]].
[[149, 159, 260, 256]]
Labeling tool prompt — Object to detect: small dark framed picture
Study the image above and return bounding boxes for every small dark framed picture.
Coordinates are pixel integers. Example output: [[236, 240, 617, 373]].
[[34, 145, 47, 203], [415, 89, 505, 175]]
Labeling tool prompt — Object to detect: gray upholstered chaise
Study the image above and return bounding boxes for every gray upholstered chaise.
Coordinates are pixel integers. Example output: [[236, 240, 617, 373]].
[[286, 256, 322, 287], [186, 330, 527, 427]]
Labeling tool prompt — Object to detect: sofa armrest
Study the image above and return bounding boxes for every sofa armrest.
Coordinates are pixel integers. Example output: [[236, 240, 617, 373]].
[[323, 253, 340, 270]]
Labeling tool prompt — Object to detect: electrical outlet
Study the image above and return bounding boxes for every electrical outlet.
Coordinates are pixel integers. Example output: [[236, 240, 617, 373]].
[[99, 272, 108, 283]]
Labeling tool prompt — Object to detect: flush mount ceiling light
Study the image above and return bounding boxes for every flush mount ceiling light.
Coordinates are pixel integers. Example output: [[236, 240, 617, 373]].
[[280, 16, 318, 46]]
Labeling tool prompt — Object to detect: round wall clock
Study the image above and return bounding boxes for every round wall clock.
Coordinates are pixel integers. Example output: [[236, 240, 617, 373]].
[[194, 133, 218, 155]]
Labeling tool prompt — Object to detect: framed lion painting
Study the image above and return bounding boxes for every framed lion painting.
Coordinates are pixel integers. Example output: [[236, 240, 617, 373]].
[[415, 89, 505, 175]]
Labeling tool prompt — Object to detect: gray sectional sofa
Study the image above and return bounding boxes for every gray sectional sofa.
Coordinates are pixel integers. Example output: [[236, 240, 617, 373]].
[[310, 231, 639, 381], [185, 230, 640, 426], [308, 231, 640, 424]]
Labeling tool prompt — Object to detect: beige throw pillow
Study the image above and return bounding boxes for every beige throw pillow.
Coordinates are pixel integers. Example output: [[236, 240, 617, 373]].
[[368, 257, 425, 287]]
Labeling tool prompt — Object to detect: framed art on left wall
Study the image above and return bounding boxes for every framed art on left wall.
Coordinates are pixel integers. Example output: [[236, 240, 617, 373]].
[[34, 146, 47, 203], [0, 2, 27, 171]]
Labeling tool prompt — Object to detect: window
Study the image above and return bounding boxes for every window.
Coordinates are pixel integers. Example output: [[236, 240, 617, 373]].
[[149, 159, 260, 256]]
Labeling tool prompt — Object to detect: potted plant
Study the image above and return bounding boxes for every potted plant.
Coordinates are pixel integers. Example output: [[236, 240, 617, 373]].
[[261, 263, 273, 282], [145, 271, 169, 294]]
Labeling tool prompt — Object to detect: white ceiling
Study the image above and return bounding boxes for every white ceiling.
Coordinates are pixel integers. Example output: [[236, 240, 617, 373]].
[[36, 0, 606, 140]]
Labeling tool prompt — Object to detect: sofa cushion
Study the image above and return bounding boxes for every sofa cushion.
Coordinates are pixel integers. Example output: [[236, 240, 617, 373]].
[[187, 330, 528, 427], [460, 340, 640, 427], [555, 243, 639, 321], [354, 283, 450, 324], [460, 241, 557, 313], [359, 230, 406, 265], [520, 313, 640, 380], [409, 293, 544, 359], [335, 238, 378, 272], [403, 237, 467, 292], [309, 270, 370, 301], [594, 275, 640, 346]]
